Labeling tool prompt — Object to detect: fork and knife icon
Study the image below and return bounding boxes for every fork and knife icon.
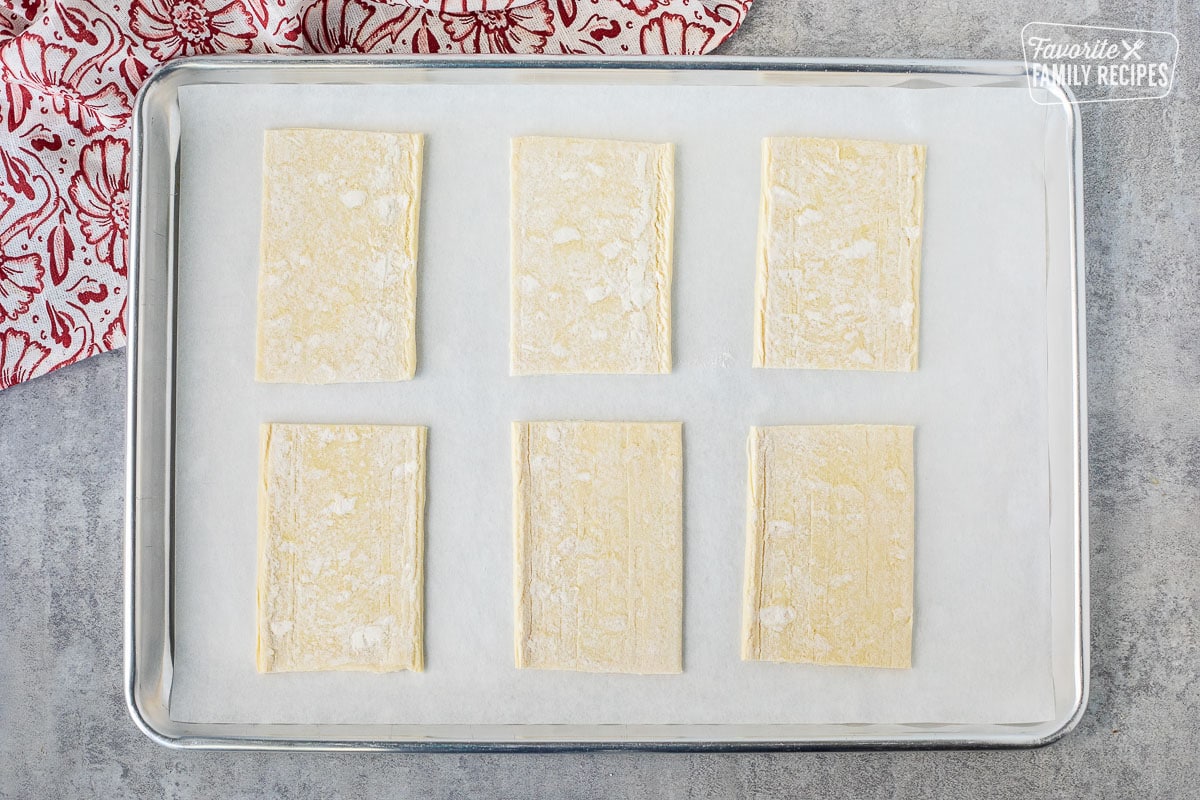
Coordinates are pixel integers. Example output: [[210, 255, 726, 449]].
[[1121, 38, 1145, 60]]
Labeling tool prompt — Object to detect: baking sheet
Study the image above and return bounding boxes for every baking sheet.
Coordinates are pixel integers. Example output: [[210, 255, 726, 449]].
[[170, 78, 1059, 725]]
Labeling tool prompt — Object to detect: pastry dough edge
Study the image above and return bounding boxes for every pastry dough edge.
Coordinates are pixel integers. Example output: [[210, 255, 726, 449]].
[[255, 423, 273, 672], [661, 420, 685, 673], [511, 421, 533, 668], [401, 135, 425, 381], [653, 142, 675, 374], [906, 144, 926, 373], [752, 138, 772, 369], [740, 426, 767, 661], [410, 425, 428, 671], [253, 133, 276, 384]]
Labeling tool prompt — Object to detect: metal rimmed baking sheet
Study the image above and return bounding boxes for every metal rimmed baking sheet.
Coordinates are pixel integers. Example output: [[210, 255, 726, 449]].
[[125, 55, 1087, 750]]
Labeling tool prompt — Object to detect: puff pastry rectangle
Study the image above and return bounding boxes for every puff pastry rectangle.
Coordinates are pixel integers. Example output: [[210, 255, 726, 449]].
[[513, 421, 683, 673], [754, 137, 925, 371], [256, 129, 423, 383], [742, 425, 914, 668], [510, 136, 674, 375], [257, 423, 426, 673]]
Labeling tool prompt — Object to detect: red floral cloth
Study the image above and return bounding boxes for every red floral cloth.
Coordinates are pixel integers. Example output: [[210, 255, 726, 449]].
[[0, 0, 751, 389]]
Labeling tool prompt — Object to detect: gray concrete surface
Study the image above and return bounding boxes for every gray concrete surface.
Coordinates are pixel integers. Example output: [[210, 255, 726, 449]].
[[2, 0, 1198, 796]]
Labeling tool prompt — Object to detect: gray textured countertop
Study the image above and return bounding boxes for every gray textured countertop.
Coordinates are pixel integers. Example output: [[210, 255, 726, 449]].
[[3, 1, 1198, 796]]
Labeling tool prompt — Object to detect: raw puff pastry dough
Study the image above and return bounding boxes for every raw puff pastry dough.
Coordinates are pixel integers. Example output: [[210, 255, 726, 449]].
[[510, 137, 674, 375], [257, 423, 426, 673], [754, 137, 925, 371], [513, 421, 683, 673], [256, 129, 423, 383], [742, 425, 914, 668]]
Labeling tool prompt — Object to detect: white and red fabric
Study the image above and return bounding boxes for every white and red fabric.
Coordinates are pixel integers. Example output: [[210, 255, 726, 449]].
[[0, 0, 752, 389]]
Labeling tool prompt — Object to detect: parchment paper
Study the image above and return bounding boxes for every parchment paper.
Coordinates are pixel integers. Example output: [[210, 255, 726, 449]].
[[171, 78, 1060, 725]]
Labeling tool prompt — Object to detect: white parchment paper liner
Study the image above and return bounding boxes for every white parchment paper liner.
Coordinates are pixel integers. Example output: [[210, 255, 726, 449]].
[[170, 79, 1061, 725]]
